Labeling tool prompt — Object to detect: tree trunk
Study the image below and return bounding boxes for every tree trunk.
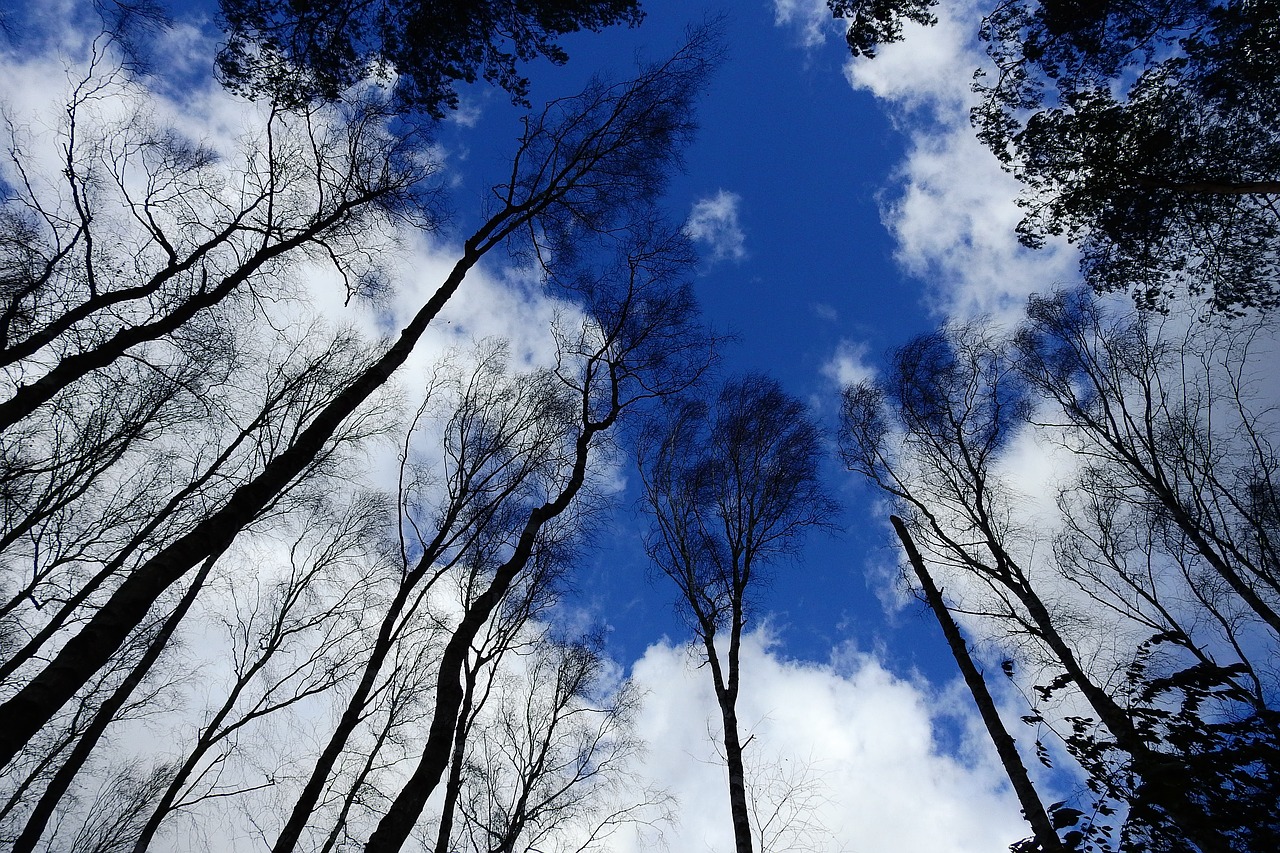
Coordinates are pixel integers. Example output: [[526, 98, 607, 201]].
[[891, 516, 1066, 853], [704, 629, 753, 853], [431, 657, 480, 853], [12, 552, 218, 853]]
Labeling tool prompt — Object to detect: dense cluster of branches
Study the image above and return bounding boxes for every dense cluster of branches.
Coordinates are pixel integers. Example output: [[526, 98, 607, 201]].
[[0, 6, 715, 851], [217, 0, 645, 116], [842, 289, 1280, 852], [973, 0, 1280, 313]]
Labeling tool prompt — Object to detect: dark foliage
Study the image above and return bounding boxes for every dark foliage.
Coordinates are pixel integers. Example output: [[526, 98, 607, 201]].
[[217, 0, 643, 115], [827, 0, 938, 57], [973, 0, 1280, 313]]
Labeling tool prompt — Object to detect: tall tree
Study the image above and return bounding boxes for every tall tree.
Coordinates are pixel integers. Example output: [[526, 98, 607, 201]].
[[890, 515, 1066, 853], [363, 216, 709, 853], [841, 291, 1280, 852], [639, 375, 836, 853], [0, 26, 713, 770]]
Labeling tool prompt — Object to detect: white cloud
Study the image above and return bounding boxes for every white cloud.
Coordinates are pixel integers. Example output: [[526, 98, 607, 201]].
[[839, 0, 1080, 322], [883, 128, 1078, 323], [447, 95, 484, 128], [842, 0, 979, 123], [773, 0, 845, 49], [685, 189, 747, 264], [823, 339, 877, 387], [618, 634, 1030, 853], [812, 302, 839, 322]]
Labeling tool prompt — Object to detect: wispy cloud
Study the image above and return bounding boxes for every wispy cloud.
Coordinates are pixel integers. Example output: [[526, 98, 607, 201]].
[[823, 339, 877, 387], [772, 0, 844, 49], [685, 189, 747, 264]]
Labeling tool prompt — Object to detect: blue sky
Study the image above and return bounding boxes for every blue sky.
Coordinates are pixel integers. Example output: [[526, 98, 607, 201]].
[[420, 3, 946, 672]]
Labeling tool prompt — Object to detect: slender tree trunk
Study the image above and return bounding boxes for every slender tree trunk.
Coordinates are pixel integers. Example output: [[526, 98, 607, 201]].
[[362, 562, 528, 852], [364, 421, 606, 853], [891, 516, 1066, 853], [960, 520, 1233, 853], [272, 566, 432, 853], [1008, 578, 1230, 853], [11, 552, 219, 853], [0, 240, 486, 770], [318, 704, 399, 853], [717, 694, 753, 853], [704, 625, 753, 853], [432, 658, 480, 853]]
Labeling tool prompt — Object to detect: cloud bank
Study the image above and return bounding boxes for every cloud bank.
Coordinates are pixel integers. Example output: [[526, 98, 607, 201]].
[[618, 634, 1029, 852]]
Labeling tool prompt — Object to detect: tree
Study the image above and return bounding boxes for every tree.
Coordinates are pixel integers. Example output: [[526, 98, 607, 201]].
[[363, 215, 709, 853], [266, 342, 589, 853], [972, 0, 1280, 313], [446, 632, 669, 853], [639, 375, 836, 853], [826, 0, 1280, 313], [217, 0, 644, 115], [1, 8, 717, 851], [840, 291, 1280, 851], [890, 515, 1066, 853], [827, 0, 938, 59], [124, 496, 385, 853], [0, 24, 713, 772]]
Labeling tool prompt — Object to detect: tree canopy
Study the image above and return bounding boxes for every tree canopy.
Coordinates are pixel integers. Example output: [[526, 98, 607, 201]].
[[974, 0, 1280, 313], [830, 0, 1280, 313], [217, 0, 644, 115]]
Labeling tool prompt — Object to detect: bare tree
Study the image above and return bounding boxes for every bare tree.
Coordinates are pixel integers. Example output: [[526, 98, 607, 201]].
[[362, 215, 710, 853], [270, 343, 592, 853], [122, 495, 385, 852], [63, 760, 172, 853], [890, 516, 1065, 853], [449, 633, 669, 853], [640, 375, 836, 853], [840, 293, 1280, 851], [9, 550, 219, 853], [745, 749, 837, 853], [0, 27, 714, 773], [431, 536, 561, 853]]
